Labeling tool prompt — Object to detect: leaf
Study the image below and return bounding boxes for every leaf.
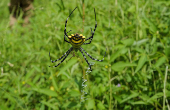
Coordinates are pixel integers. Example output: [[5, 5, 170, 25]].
[[33, 88, 58, 97], [131, 101, 147, 105], [33, 74, 41, 83], [111, 61, 137, 72], [25, 68, 35, 81], [150, 44, 157, 55], [33, 64, 41, 72], [110, 47, 128, 63], [120, 91, 139, 103], [147, 92, 163, 103], [155, 56, 166, 68], [142, 12, 157, 33], [113, 95, 122, 103], [41, 100, 58, 109], [138, 94, 150, 102], [165, 46, 170, 58], [133, 39, 149, 46], [127, 5, 135, 13], [97, 101, 105, 109], [57, 58, 77, 76], [4, 93, 16, 103], [121, 38, 135, 46], [87, 99, 95, 109], [51, 73, 59, 91], [135, 54, 147, 73], [68, 89, 80, 97], [132, 47, 145, 53], [150, 36, 157, 45]]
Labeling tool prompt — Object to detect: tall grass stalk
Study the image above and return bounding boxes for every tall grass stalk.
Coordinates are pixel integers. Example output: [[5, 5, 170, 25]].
[[163, 66, 168, 110]]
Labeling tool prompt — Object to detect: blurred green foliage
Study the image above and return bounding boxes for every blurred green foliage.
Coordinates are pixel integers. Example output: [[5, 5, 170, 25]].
[[0, 0, 170, 109]]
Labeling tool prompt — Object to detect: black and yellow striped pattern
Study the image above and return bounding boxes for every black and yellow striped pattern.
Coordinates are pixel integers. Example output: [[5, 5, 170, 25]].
[[68, 33, 85, 50]]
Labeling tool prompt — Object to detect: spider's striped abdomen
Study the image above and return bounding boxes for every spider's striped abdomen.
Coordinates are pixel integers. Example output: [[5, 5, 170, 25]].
[[68, 33, 85, 51]]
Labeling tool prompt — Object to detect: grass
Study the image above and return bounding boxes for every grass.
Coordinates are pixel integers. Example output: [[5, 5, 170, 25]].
[[0, 0, 170, 109]]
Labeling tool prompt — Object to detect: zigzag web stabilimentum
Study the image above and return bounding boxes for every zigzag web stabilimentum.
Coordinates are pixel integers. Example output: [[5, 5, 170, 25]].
[[80, 62, 95, 104]]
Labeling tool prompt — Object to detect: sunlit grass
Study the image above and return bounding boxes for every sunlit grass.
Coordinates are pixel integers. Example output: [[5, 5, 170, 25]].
[[0, 0, 170, 109]]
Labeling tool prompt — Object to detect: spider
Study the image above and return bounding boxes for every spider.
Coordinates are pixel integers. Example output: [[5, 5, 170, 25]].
[[49, 7, 106, 71]]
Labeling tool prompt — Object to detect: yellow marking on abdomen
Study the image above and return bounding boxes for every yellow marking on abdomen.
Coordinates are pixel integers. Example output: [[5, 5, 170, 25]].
[[69, 39, 85, 48]]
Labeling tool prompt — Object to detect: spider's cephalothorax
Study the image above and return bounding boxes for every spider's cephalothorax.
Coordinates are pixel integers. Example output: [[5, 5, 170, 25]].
[[49, 7, 106, 71]]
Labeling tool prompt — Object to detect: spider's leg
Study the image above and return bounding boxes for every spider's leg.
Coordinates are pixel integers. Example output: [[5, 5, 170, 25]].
[[81, 47, 106, 61], [79, 48, 92, 71], [49, 47, 73, 67], [84, 27, 93, 41], [83, 8, 97, 45], [64, 30, 72, 43], [49, 47, 72, 63], [64, 7, 77, 38]]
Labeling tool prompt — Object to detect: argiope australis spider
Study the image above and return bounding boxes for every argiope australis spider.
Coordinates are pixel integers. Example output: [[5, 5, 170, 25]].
[[49, 7, 106, 71]]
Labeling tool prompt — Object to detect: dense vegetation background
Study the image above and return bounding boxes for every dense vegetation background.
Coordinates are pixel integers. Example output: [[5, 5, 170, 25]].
[[0, 0, 170, 109]]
